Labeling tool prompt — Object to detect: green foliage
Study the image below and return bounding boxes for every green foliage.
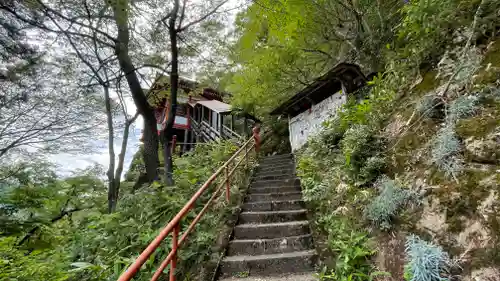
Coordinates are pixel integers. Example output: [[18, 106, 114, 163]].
[[396, 0, 475, 67], [0, 237, 73, 281], [429, 126, 462, 178], [404, 235, 452, 281], [358, 156, 386, 184], [320, 117, 347, 151], [364, 177, 419, 230], [341, 125, 375, 166], [316, 216, 378, 281], [340, 125, 385, 185], [226, 0, 402, 117], [0, 141, 252, 281]]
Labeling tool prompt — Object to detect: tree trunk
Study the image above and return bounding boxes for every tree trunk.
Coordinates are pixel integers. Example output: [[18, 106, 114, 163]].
[[112, 2, 158, 183], [163, 0, 181, 186], [143, 121, 160, 182], [103, 86, 118, 213]]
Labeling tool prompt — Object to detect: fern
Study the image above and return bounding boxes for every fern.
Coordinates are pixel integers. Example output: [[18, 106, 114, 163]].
[[404, 235, 451, 281], [364, 177, 419, 230]]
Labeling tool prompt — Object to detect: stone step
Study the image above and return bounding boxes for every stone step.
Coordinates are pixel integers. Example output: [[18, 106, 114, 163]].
[[246, 192, 303, 202], [242, 200, 305, 212], [239, 209, 308, 224], [233, 221, 310, 240], [255, 168, 295, 177], [251, 178, 300, 188], [248, 186, 301, 194], [218, 273, 316, 281], [253, 174, 295, 181], [227, 234, 313, 256], [257, 163, 295, 171], [257, 160, 294, 168], [260, 154, 293, 162], [220, 250, 317, 277]]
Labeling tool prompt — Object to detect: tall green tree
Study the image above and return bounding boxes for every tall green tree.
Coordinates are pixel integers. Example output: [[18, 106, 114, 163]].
[[152, 0, 232, 185], [0, 0, 171, 185], [225, 0, 403, 117]]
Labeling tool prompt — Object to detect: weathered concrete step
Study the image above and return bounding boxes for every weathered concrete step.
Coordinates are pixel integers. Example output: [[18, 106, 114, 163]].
[[253, 174, 295, 181], [239, 209, 308, 224], [257, 161, 294, 168], [255, 168, 295, 177], [234, 221, 310, 239], [227, 234, 313, 256], [246, 192, 303, 202], [257, 163, 295, 170], [260, 154, 293, 162], [218, 273, 316, 281], [243, 200, 305, 212], [220, 250, 317, 277], [251, 178, 300, 188], [248, 186, 301, 194]]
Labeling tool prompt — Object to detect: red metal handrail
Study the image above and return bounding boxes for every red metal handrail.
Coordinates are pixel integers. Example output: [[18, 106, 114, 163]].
[[117, 131, 261, 281]]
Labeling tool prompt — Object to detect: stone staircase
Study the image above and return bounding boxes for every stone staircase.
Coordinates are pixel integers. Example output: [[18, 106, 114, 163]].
[[219, 154, 317, 279]]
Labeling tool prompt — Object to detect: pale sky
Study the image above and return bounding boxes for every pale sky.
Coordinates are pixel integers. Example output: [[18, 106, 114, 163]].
[[49, 0, 245, 178]]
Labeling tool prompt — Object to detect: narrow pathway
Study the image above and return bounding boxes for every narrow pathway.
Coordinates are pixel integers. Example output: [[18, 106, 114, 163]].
[[219, 154, 317, 280]]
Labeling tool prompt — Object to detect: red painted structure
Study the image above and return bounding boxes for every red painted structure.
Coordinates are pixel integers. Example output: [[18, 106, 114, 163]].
[[117, 128, 261, 281]]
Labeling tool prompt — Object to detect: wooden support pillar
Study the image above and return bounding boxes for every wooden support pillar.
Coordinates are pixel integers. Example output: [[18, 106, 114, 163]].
[[243, 118, 249, 138], [183, 129, 189, 153], [231, 114, 235, 131], [219, 114, 224, 139]]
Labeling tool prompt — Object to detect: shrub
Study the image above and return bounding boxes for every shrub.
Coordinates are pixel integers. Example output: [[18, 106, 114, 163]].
[[315, 216, 377, 281], [364, 177, 419, 230], [417, 94, 443, 119], [341, 125, 376, 167], [429, 126, 462, 178], [358, 156, 386, 185], [446, 95, 479, 124], [404, 235, 452, 281], [320, 117, 346, 150]]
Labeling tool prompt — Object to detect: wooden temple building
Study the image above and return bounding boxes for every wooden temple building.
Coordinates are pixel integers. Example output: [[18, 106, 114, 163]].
[[146, 75, 258, 153]]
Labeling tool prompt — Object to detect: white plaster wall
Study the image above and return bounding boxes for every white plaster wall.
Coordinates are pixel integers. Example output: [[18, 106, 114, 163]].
[[289, 92, 346, 151]]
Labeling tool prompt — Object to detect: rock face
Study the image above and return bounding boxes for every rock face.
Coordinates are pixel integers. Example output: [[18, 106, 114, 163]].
[[465, 267, 500, 281], [374, 233, 406, 281], [464, 131, 500, 164], [417, 197, 448, 236]]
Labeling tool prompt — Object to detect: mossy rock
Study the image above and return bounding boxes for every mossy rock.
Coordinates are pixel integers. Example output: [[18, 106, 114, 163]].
[[413, 70, 441, 97], [430, 167, 497, 235], [475, 40, 500, 85], [456, 96, 500, 138], [388, 118, 439, 176]]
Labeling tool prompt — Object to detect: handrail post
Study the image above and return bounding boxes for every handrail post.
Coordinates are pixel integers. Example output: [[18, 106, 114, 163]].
[[252, 124, 261, 154], [225, 164, 230, 202], [244, 142, 248, 169], [172, 135, 177, 154], [170, 224, 180, 281]]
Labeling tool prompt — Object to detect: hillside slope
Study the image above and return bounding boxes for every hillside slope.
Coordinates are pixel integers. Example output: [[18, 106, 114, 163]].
[[295, 23, 500, 281]]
